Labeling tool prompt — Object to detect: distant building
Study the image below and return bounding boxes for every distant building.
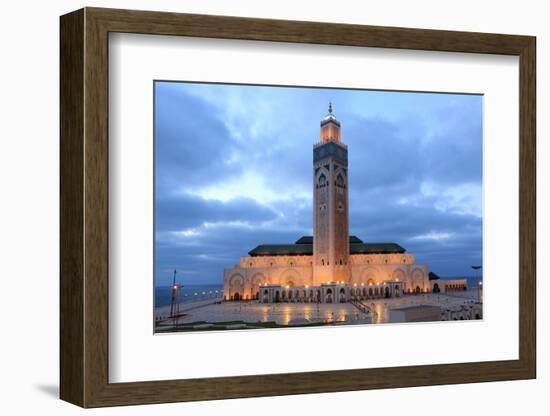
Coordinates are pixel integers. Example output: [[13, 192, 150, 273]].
[[430, 278, 469, 294], [223, 105, 464, 303]]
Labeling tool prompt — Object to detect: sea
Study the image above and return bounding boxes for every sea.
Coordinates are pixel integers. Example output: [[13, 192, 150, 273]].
[[155, 283, 224, 308]]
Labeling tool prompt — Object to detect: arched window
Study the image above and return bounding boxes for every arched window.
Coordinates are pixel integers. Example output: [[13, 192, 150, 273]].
[[335, 173, 345, 188]]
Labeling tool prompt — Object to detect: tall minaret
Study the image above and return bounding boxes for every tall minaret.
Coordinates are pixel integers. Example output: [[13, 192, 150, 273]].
[[313, 103, 350, 285]]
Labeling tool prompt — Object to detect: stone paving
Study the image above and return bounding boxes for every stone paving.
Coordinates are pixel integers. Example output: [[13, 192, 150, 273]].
[[156, 289, 480, 327], [168, 301, 366, 326]]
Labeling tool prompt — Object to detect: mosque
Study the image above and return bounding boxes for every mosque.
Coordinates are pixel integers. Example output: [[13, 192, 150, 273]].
[[223, 105, 465, 303]]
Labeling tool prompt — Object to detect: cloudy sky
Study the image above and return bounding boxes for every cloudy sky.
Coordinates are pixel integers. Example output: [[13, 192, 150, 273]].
[[154, 81, 482, 286]]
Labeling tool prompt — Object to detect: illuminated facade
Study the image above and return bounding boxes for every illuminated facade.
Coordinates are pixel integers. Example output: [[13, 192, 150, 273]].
[[224, 105, 442, 303]]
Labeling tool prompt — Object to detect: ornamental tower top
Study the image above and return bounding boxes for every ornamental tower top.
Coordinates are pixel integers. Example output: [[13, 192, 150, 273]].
[[320, 102, 341, 143]]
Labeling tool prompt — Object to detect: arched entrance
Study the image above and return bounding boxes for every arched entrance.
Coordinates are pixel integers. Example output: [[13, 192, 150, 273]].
[[274, 290, 280, 303], [325, 288, 333, 303], [433, 283, 440, 293], [384, 286, 390, 298], [250, 273, 266, 301], [228, 274, 245, 301], [415, 286, 421, 294], [262, 290, 269, 303], [339, 288, 346, 303], [392, 269, 406, 282]]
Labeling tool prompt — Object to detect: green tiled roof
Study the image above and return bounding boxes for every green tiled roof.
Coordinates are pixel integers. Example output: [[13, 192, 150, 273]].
[[248, 237, 405, 256], [294, 236, 313, 244], [349, 242, 405, 254], [248, 244, 313, 256], [294, 235, 363, 244], [429, 271, 441, 280]]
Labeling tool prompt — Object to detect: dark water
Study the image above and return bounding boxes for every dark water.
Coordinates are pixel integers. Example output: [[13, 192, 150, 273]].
[[155, 284, 224, 308]]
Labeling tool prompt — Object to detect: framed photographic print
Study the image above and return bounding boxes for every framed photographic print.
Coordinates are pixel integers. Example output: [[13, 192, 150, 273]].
[[60, 7, 536, 408]]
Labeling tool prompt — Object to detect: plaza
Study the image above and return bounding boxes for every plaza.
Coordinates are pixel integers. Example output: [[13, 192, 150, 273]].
[[155, 288, 482, 331]]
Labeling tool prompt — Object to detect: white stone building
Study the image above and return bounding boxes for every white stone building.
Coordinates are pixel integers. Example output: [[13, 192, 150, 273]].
[[224, 105, 461, 303]]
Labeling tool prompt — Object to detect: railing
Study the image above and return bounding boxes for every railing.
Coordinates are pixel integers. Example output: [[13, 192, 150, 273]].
[[351, 298, 376, 317]]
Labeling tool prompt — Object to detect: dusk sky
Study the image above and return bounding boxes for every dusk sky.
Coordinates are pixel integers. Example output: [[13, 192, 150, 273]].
[[154, 81, 482, 286]]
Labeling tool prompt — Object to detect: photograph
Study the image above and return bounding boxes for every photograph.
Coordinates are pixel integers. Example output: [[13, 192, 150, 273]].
[[153, 81, 484, 333]]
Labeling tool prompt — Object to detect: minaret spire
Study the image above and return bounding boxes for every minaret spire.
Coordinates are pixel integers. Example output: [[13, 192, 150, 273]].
[[319, 101, 341, 143], [313, 106, 349, 285]]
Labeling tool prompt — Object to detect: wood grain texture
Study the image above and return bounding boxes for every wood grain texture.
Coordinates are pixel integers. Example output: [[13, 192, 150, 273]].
[[518, 38, 536, 376], [59, 8, 84, 407], [59, 7, 537, 408]]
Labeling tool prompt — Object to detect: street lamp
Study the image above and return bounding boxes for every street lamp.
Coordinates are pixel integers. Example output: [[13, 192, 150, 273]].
[[478, 281, 483, 302]]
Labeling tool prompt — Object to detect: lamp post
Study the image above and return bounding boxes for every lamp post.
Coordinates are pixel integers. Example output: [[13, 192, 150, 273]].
[[169, 269, 182, 329], [471, 265, 482, 300], [478, 281, 483, 303]]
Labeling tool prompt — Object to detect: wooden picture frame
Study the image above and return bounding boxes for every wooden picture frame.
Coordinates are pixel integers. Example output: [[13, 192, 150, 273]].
[[60, 7, 536, 408]]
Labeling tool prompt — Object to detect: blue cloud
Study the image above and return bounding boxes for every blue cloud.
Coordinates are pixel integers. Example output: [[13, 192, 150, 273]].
[[155, 82, 482, 285]]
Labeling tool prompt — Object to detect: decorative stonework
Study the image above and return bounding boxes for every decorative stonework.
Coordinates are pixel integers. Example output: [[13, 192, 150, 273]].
[[349, 253, 415, 265]]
